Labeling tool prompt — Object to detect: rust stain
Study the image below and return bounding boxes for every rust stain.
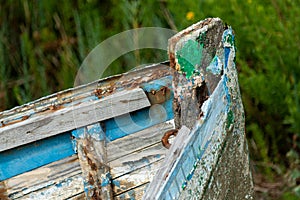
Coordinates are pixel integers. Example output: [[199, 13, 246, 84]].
[[0, 182, 9, 200], [49, 104, 64, 111], [21, 115, 29, 120], [161, 129, 178, 149], [93, 86, 114, 99], [146, 86, 171, 105], [88, 173, 95, 185]]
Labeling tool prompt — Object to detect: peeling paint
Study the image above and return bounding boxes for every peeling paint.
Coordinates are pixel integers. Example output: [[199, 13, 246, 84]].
[[0, 132, 75, 181], [176, 40, 203, 79], [207, 55, 223, 75]]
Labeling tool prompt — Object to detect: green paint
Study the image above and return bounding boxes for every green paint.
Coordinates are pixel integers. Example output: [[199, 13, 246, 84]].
[[226, 110, 234, 129], [224, 34, 234, 47], [177, 39, 203, 79]]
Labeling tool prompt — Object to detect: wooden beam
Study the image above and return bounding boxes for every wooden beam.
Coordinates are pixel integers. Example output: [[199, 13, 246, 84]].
[[76, 123, 113, 200], [0, 88, 150, 152]]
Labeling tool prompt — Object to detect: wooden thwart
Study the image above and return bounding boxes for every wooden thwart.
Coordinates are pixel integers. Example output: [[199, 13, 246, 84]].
[[0, 88, 150, 152]]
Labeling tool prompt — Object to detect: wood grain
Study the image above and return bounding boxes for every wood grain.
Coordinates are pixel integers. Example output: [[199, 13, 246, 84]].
[[0, 88, 150, 152], [107, 120, 174, 162], [2, 155, 83, 199]]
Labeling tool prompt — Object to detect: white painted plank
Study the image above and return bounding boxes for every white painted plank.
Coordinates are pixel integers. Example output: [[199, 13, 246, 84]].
[[0, 88, 150, 152], [114, 183, 148, 200], [109, 143, 166, 179], [107, 120, 174, 162], [2, 155, 83, 199], [14, 174, 84, 200], [113, 159, 163, 196]]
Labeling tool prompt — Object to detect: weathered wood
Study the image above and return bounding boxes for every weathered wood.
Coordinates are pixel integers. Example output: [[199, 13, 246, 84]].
[[112, 159, 163, 196], [114, 183, 148, 200], [107, 120, 174, 162], [16, 174, 84, 200], [0, 18, 253, 200], [76, 123, 113, 200], [142, 126, 190, 199], [0, 63, 171, 127], [103, 76, 174, 142], [0, 88, 150, 152], [169, 18, 224, 130], [143, 17, 253, 200], [1, 155, 83, 199], [179, 25, 253, 200], [67, 193, 86, 200], [110, 143, 166, 179], [0, 132, 75, 181]]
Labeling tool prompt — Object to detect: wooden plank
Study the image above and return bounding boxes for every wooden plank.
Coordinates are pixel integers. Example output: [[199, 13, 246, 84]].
[[67, 192, 86, 200], [76, 123, 113, 199], [13, 174, 84, 200], [0, 88, 150, 152], [104, 76, 174, 142], [1, 155, 83, 199], [112, 159, 164, 196], [142, 126, 190, 200], [107, 120, 174, 162], [114, 183, 148, 200], [0, 63, 171, 129], [0, 132, 75, 181], [109, 143, 166, 179]]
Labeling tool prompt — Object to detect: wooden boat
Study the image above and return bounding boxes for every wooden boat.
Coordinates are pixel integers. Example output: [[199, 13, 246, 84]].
[[0, 18, 253, 200]]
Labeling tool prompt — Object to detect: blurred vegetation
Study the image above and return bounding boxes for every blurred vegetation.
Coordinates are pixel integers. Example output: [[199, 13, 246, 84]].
[[0, 0, 299, 199]]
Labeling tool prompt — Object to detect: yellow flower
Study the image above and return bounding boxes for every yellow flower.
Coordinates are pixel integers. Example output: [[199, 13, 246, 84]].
[[186, 11, 195, 21]]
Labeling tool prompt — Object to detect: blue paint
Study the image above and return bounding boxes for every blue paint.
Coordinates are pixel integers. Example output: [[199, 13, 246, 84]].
[[141, 76, 172, 92], [223, 27, 234, 69], [71, 123, 105, 152], [169, 179, 180, 199], [71, 127, 85, 138], [128, 190, 136, 200], [0, 132, 75, 181], [71, 127, 85, 153], [105, 77, 174, 141], [101, 172, 112, 187], [105, 100, 173, 141], [207, 55, 222, 75], [83, 181, 93, 195], [224, 47, 230, 69], [87, 123, 105, 141], [155, 154, 161, 159], [157, 78, 227, 197], [112, 179, 121, 187], [223, 75, 231, 108]]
